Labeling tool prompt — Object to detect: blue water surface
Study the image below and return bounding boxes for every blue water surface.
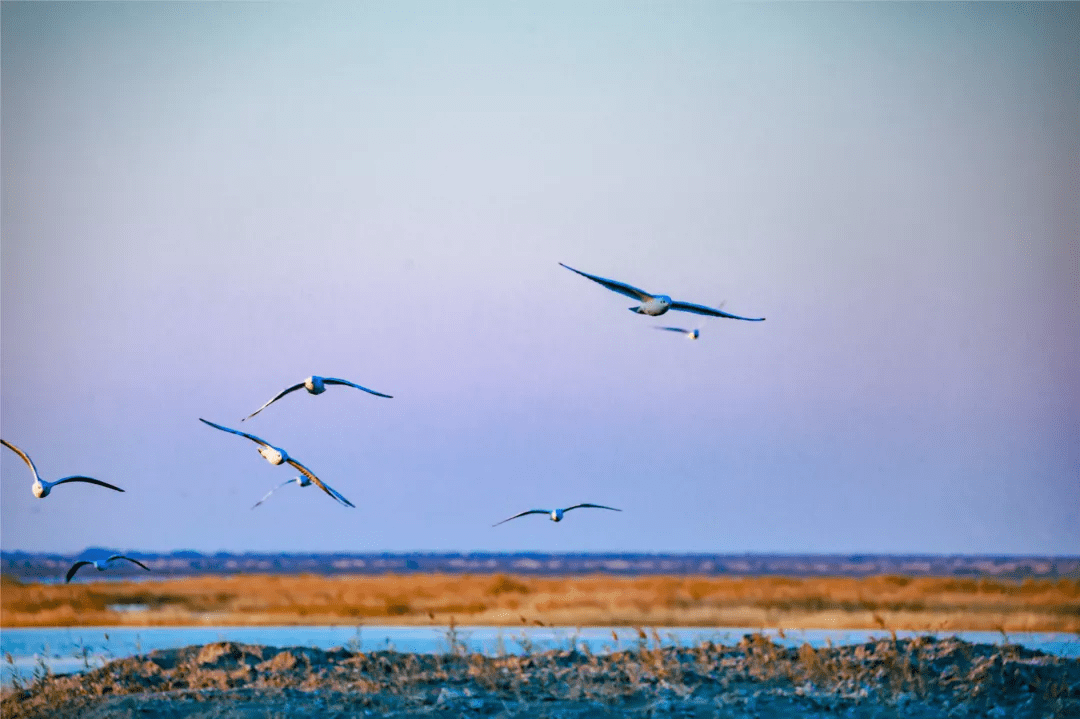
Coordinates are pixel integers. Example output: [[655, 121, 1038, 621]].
[[3, 625, 1078, 686]]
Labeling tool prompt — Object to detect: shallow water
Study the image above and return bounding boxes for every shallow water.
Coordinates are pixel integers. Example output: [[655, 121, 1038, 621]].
[[2, 624, 1078, 686]]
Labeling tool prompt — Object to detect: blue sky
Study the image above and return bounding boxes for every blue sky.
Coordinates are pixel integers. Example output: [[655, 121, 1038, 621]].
[[2, 2, 1077, 555]]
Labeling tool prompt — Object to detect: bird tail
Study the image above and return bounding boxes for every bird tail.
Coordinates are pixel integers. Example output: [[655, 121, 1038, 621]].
[[628, 305, 642, 313]]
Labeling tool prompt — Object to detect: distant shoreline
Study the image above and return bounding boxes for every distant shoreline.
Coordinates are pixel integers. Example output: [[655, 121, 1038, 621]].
[[3, 551, 1077, 584]]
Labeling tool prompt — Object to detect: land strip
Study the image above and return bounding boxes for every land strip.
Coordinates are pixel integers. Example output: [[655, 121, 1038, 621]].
[[3, 635, 1078, 718], [3, 573, 1078, 632]]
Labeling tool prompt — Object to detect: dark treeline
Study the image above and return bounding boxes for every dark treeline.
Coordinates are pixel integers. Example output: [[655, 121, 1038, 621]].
[[2, 551, 1077, 582]]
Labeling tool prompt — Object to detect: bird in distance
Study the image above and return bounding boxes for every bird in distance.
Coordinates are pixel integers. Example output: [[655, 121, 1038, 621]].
[[654, 326, 701, 340], [1, 439, 125, 498], [559, 263, 764, 321], [250, 476, 313, 509], [493, 503, 622, 527], [66, 555, 150, 583], [243, 376, 391, 421], [198, 419, 354, 508]]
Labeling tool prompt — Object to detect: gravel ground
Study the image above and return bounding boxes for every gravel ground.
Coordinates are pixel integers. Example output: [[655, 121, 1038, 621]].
[[3, 634, 1078, 718]]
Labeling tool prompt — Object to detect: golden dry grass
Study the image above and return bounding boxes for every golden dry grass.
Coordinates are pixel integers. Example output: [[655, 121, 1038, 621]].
[[2, 573, 1078, 631]]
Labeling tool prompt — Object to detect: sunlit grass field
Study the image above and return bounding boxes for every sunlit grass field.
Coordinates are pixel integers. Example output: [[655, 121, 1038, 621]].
[[3, 573, 1077, 631]]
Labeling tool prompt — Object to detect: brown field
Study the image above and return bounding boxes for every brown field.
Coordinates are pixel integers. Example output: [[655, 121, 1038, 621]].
[[2, 573, 1078, 631]]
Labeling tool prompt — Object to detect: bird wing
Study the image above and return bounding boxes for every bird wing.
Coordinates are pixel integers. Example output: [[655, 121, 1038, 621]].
[[199, 418, 271, 448], [1, 439, 40, 479], [668, 300, 764, 321], [52, 476, 125, 492], [65, 561, 93, 583], [251, 479, 297, 509], [654, 326, 690, 334], [109, 555, 151, 572], [322, 379, 393, 398], [492, 509, 550, 527], [559, 263, 654, 302], [285, 459, 355, 508], [563, 503, 622, 513], [241, 383, 306, 421]]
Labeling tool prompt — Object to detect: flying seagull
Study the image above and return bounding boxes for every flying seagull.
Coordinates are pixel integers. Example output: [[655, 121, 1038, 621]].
[[655, 326, 701, 340], [66, 555, 150, 583], [1, 439, 125, 498], [493, 503, 622, 527], [559, 263, 764, 321], [242, 375, 392, 421], [198, 419, 355, 508], [250, 476, 312, 509]]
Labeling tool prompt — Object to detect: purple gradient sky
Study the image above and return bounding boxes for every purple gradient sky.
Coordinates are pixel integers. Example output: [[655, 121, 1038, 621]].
[[2, 2, 1077, 555]]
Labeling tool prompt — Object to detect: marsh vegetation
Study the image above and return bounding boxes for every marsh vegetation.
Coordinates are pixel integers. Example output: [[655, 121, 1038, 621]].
[[3, 573, 1078, 632], [3, 631, 1078, 718]]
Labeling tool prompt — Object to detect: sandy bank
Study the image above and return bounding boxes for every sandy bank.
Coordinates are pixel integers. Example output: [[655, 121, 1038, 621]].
[[4, 634, 1078, 718]]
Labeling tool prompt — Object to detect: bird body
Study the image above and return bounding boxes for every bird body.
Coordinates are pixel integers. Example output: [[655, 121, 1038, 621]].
[[242, 375, 391, 421], [199, 419, 355, 508], [633, 296, 673, 316], [257, 445, 287, 465], [494, 503, 621, 527], [559, 262, 764, 321], [1, 439, 124, 498], [65, 555, 150, 583]]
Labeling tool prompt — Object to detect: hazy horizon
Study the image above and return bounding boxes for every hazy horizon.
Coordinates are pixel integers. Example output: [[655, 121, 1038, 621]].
[[2, 2, 1077, 556]]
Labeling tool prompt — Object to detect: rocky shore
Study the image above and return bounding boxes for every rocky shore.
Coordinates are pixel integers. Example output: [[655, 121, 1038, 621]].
[[4, 634, 1078, 718]]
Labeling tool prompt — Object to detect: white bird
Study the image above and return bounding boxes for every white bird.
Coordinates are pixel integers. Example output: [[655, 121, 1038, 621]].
[[559, 263, 765, 321], [493, 503, 622, 527], [199, 419, 355, 508], [66, 554, 150, 583], [242, 376, 392, 421], [1, 439, 125, 498], [250, 476, 312, 509]]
